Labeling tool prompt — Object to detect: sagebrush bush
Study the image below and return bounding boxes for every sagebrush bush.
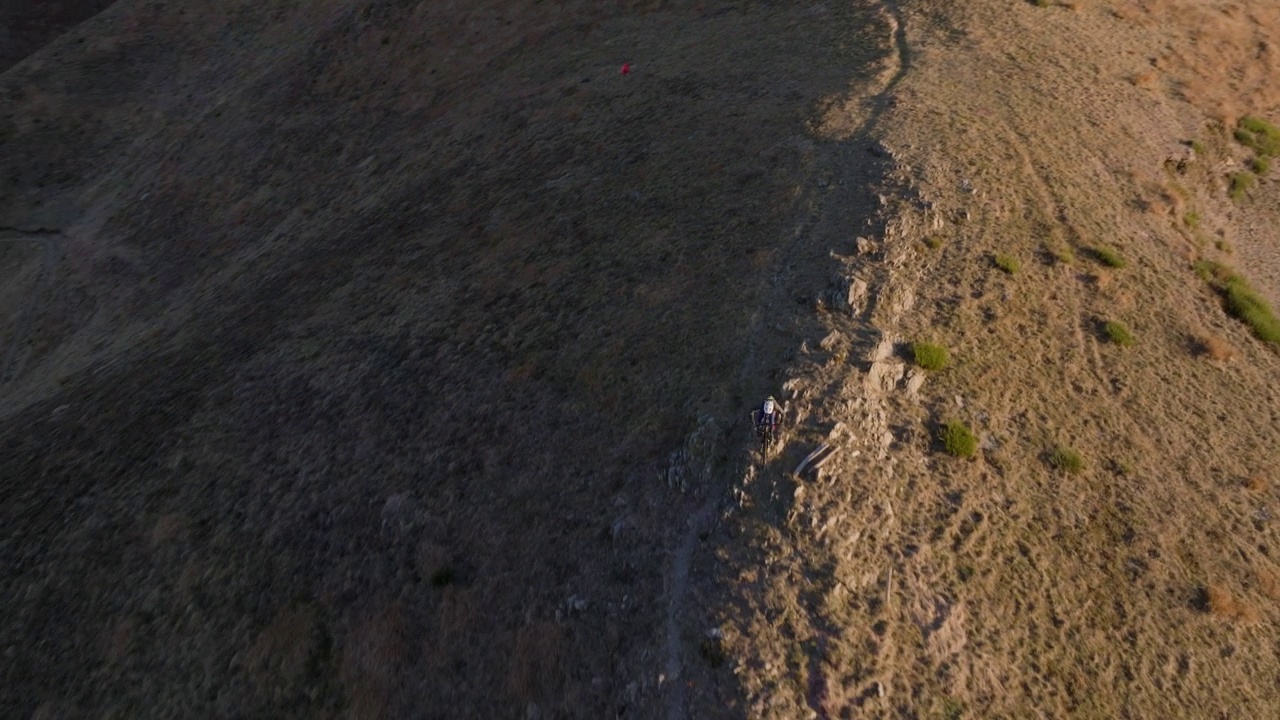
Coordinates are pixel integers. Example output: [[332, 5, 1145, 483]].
[[1237, 116, 1280, 157], [1093, 246, 1126, 268], [1104, 320, 1134, 347], [940, 420, 978, 458], [1196, 261, 1280, 344], [912, 342, 950, 371], [1229, 172, 1254, 201], [1224, 278, 1280, 343], [994, 253, 1021, 274], [1050, 446, 1084, 474]]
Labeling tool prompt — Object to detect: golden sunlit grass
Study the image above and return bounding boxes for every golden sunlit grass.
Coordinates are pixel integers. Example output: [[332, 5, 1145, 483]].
[[1204, 585, 1260, 623]]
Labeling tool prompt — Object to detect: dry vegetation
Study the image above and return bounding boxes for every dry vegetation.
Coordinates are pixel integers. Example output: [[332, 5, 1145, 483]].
[[3, 0, 1280, 719]]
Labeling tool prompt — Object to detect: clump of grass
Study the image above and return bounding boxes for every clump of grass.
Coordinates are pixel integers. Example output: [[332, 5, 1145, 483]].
[[1198, 261, 1280, 343], [912, 342, 950, 371], [1190, 139, 1205, 154], [940, 420, 978, 458], [1252, 156, 1272, 175], [1223, 277, 1280, 343], [941, 697, 966, 720], [1236, 116, 1280, 157], [1104, 320, 1135, 347], [923, 236, 944, 250], [1092, 246, 1127, 268], [1049, 446, 1084, 474], [1229, 171, 1255, 201], [1047, 242, 1075, 265], [1183, 210, 1200, 229], [993, 253, 1021, 274], [1214, 239, 1233, 254]]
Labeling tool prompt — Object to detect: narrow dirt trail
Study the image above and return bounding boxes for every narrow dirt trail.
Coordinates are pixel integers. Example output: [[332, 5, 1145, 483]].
[[0, 227, 61, 384], [662, 3, 912, 717]]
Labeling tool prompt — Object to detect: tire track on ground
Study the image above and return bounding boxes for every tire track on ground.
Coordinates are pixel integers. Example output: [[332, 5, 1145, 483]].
[[663, 2, 911, 718], [0, 227, 62, 385]]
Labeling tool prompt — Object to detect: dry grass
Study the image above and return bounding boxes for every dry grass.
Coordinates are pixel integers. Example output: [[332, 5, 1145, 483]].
[[1204, 585, 1260, 624], [1195, 333, 1237, 362]]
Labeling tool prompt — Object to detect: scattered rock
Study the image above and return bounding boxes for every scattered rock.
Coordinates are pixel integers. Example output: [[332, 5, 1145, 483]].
[[870, 336, 896, 363], [866, 361, 904, 393], [847, 276, 869, 310], [905, 369, 925, 397], [819, 330, 845, 352], [855, 236, 877, 255]]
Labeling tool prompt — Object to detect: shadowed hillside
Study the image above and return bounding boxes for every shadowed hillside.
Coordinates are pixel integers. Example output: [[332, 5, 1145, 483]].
[[2, 1, 896, 717]]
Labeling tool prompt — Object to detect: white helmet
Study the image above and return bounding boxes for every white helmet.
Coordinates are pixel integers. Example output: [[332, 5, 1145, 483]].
[[763, 397, 776, 415]]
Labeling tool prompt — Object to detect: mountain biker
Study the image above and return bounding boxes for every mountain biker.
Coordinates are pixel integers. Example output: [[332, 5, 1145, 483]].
[[752, 396, 781, 438]]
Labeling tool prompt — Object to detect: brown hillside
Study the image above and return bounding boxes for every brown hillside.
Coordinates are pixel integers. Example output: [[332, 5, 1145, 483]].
[[3, 1, 1279, 719]]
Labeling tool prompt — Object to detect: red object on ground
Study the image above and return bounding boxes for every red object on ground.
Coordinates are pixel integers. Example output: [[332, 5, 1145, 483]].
[[620, 62, 631, 75]]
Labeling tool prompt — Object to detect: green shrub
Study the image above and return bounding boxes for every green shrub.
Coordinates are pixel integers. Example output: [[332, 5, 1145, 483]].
[[1048, 243, 1075, 265], [924, 236, 943, 250], [1238, 116, 1280, 156], [912, 342, 950, 371], [1253, 156, 1272, 175], [1229, 172, 1254, 201], [1050, 447, 1084, 474], [1194, 262, 1280, 344], [1093, 246, 1127, 268], [940, 420, 978, 458], [1104, 320, 1134, 347], [994, 253, 1021, 274], [1190, 139, 1205, 154], [1183, 210, 1200, 229], [1224, 278, 1280, 343]]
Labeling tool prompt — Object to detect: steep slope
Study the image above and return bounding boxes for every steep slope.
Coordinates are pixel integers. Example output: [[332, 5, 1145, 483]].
[[1, 1, 898, 718]]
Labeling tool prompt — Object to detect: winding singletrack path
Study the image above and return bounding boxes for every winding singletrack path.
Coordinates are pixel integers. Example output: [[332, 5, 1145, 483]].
[[661, 3, 912, 718]]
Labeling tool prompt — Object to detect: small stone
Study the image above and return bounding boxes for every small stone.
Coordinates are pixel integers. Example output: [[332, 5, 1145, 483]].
[[866, 361, 905, 393], [905, 370, 925, 397], [847, 277, 869, 310]]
